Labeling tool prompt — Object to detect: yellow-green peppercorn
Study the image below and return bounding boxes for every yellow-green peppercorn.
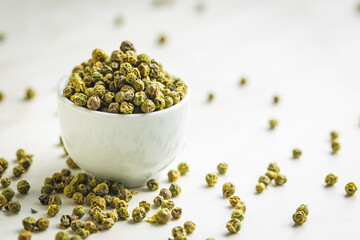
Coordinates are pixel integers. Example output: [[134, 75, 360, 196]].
[[325, 173, 338, 186], [275, 174, 287, 185], [118, 207, 130, 219], [73, 206, 85, 219], [118, 188, 133, 202], [25, 88, 35, 100], [84, 221, 98, 234], [235, 201, 246, 214], [22, 217, 37, 231], [255, 183, 266, 193], [18, 231, 31, 240], [172, 226, 187, 239], [292, 148, 302, 159], [159, 188, 172, 200], [184, 221, 196, 234], [5, 200, 21, 213], [330, 131, 339, 139], [0, 194, 6, 209], [345, 182, 357, 195], [258, 175, 271, 186], [158, 34, 167, 44], [87, 95, 101, 110], [75, 228, 90, 238], [91, 196, 106, 210], [207, 92, 214, 102], [60, 214, 76, 229], [47, 204, 60, 217], [132, 207, 146, 222], [222, 182, 236, 197], [141, 99, 155, 113], [265, 171, 277, 180], [155, 208, 171, 224], [240, 77, 247, 85], [64, 185, 76, 198], [112, 197, 128, 210], [269, 119, 278, 129], [39, 194, 50, 205], [171, 207, 182, 219], [331, 140, 340, 154], [273, 95, 279, 104], [164, 96, 173, 108], [168, 170, 180, 182], [161, 200, 175, 210], [70, 219, 84, 232], [13, 165, 25, 177], [153, 195, 164, 207], [268, 162, 280, 173], [296, 204, 309, 216], [36, 217, 50, 231], [139, 200, 151, 213], [177, 162, 189, 175], [106, 210, 119, 222], [93, 182, 109, 196], [229, 196, 241, 207], [205, 173, 218, 186], [146, 179, 159, 191], [169, 183, 181, 197], [72, 93, 87, 106], [72, 192, 84, 204], [16, 149, 27, 160], [231, 209, 245, 221], [17, 180, 30, 194], [2, 187, 15, 201], [49, 195, 62, 205], [293, 211, 307, 225], [217, 163, 228, 174], [226, 218, 241, 233], [0, 157, 9, 169], [102, 217, 115, 230]]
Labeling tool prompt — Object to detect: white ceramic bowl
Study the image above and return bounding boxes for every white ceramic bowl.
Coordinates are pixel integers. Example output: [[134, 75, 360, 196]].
[[57, 77, 190, 188]]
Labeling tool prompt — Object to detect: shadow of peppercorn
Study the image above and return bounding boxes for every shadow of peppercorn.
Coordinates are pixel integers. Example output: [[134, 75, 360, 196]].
[[291, 223, 302, 228]]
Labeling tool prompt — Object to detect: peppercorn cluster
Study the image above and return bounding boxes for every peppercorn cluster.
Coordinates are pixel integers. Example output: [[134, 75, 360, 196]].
[[63, 41, 187, 114]]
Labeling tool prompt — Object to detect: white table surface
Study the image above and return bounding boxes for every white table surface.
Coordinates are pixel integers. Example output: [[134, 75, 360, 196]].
[[1, 0, 360, 239]]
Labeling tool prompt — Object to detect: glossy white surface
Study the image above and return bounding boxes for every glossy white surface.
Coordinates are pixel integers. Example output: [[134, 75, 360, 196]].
[[58, 77, 190, 187], [1, 0, 360, 239]]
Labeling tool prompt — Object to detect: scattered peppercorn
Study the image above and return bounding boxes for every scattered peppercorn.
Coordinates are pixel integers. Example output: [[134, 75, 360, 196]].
[[205, 173, 218, 186], [274, 174, 287, 185], [2, 187, 15, 201], [159, 188, 172, 200], [171, 207, 182, 219], [17, 180, 30, 194], [47, 204, 60, 217], [331, 140, 340, 154], [36, 217, 50, 231], [1, 178, 10, 188], [172, 226, 187, 239], [132, 207, 146, 222], [255, 183, 266, 193], [258, 175, 271, 186], [184, 221, 196, 234], [168, 169, 180, 182], [73, 205, 85, 218], [226, 218, 241, 233], [292, 148, 302, 159], [146, 179, 159, 191], [22, 217, 37, 231], [5, 200, 21, 213], [177, 162, 189, 175], [222, 182, 236, 197], [293, 211, 307, 225], [345, 182, 357, 195], [55, 231, 70, 240], [18, 231, 31, 240], [169, 183, 181, 197], [25, 88, 35, 100], [155, 208, 171, 224], [235, 201, 246, 213], [269, 119, 278, 129], [153, 195, 164, 207]]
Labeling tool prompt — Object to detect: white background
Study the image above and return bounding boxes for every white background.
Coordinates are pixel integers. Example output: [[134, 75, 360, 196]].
[[1, 0, 360, 239]]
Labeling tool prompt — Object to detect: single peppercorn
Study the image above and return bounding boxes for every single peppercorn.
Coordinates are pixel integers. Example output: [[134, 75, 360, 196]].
[[325, 173, 338, 186], [293, 211, 307, 225], [345, 182, 357, 195], [146, 179, 159, 191], [222, 182, 236, 197], [48, 195, 62, 205], [274, 174, 287, 185], [47, 204, 60, 217], [36, 217, 50, 230], [159, 188, 172, 200], [161, 200, 175, 210], [168, 169, 180, 182], [240, 77, 247, 85], [217, 163, 228, 174], [118, 206, 130, 219], [118, 188, 133, 202], [205, 173, 218, 186], [72, 192, 84, 204], [25, 88, 35, 100], [292, 148, 302, 159], [171, 207, 182, 219], [132, 207, 146, 222], [265, 171, 277, 180], [70, 219, 84, 232], [0, 194, 6, 209], [226, 218, 241, 233], [84, 221, 98, 234], [184, 221, 196, 234], [255, 182, 266, 193], [5, 200, 21, 213], [18, 231, 31, 240], [172, 226, 187, 239], [39, 194, 50, 205], [60, 214, 77, 229], [268, 162, 280, 173], [229, 196, 241, 207], [155, 208, 171, 224], [102, 217, 115, 230], [17, 180, 30, 194], [177, 162, 189, 175], [41, 184, 55, 195], [330, 131, 339, 139], [73, 205, 85, 218], [258, 175, 271, 186], [106, 210, 119, 222], [2, 187, 15, 201], [55, 231, 70, 240], [13, 165, 25, 177], [269, 119, 278, 129], [235, 201, 246, 214], [153, 195, 164, 207], [169, 183, 181, 197], [296, 204, 309, 216], [231, 209, 245, 221], [332, 140, 340, 154], [22, 217, 37, 231]]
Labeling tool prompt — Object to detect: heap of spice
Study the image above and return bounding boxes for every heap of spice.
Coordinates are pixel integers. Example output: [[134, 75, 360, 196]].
[[63, 41, 187, 114]]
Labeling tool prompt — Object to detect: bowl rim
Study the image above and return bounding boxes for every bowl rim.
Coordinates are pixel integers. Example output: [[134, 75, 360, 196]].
[[57, 75, 191, 118]]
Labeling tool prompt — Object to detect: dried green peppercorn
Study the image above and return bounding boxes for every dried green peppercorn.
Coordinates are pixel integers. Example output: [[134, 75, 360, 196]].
[[102, 217, 115, 230], [268, 162, 280, 173], [164, 96, 173, 108], [17, 180, 30, 194], [118, 207, 130, 219], [139, 200, 151, 213], [330, 131, 339, 139], [255, 183, 266, 193], [177, 162, 189, 175], [13, 165, 25, 177], [229, 196, 241, 207], [47, 204, 60, 217], [75, 228, 90, 239], [155, 208, 171, 224], [269, 119, 278, 129], [240, 77, 247, 85], [0, 157, 9, 169], [207, 92, 214, 102], [93, 183, 109, 196], [60, 214, 76, 229], [70, 219, 84, 232], [39, 194, 50, 205], [73, 205, 85, 219], [0, 194, 6, 209], [25, 88, 35, 100], [296, 204, 309, 216], [5, 200, 21, 213], [325, 173, 338, 186], [265, 171, 277, 180], [169, 183, 181, 197], [64, 185, 76, 198], [118, 188, 133, 202], [22, 217, 37, 231], [2, 187, 15, 201], [153, 195, 164, 207], [205, 173, 218, 186], [231, 209, 245, 221], [111, 197, 128, 210], [293, 211, 307, 225], [184, 221, 196, 234], [331, 140, 340, 154], [36, 217, 50, 231], [258, 175, 271, 186], [217, 163, 228, 174], [172, 226, 187, 239], [345, 182, 357, 195], [132, 206, 146, 222], [106, 210, 119, 222], [235, 201, 246, 213], [146, 179, 159, 191], [161, 200, 175, 210], [91, 196, 106, 210], [222, 182, 236, 197], [292, 148, 302, 159], [273, 95, 279, 104], [72, 192, 84, 204], [274, 174, 287, 185], [226, 218, 241, 233], [84, 221, 98, 234], [49, 195, 62, 205], [18, 231, 31, 240], [159, 188, 172, 200], [171, 207, 182, 219]]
